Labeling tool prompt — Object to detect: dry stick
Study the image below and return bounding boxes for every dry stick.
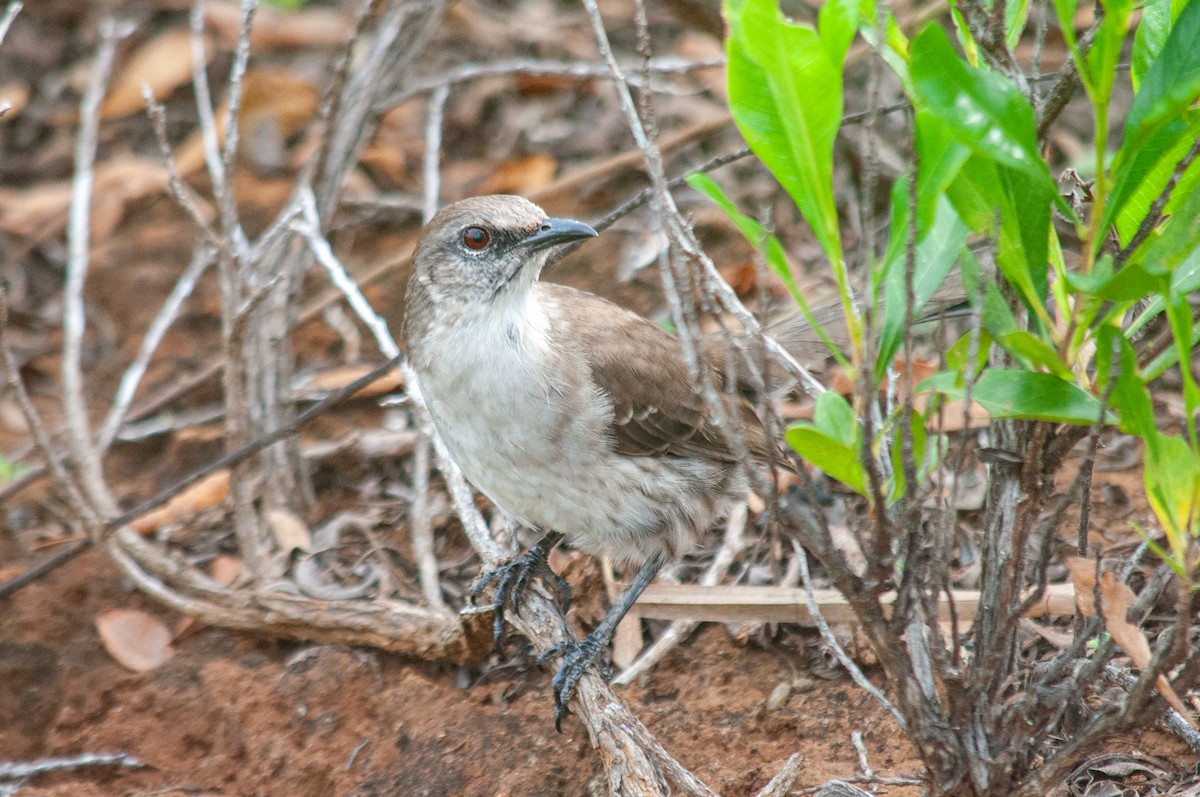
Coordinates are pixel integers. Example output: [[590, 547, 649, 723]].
[[0, 1, 20, 48], [421, 84, 449, 223], [190, 0, 225, 206], [0, 752, 143, 781], [380, 55, 725, 109], [311, 0, 383, 201], [1105, 666, 1200, 753], [403, 83, 453, 610], [97, 245, 215, 452], [142, 87, 216, 241], [795, 542, 904, 726], [295, 185, 498, 567], [613, 503, 748, 685], [0, 291, 97, 529], [753, 754, 803, 797], [62, 15, 133, 520]]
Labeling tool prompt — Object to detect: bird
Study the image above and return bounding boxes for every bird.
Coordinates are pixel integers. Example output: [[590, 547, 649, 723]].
[[402, 194, 961, 727], [402, 195, 791, 725]]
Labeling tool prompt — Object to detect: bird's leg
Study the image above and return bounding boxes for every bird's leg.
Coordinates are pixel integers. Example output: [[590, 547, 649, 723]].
[[470, 530, 570, 647], [539, 552, 665, 731]]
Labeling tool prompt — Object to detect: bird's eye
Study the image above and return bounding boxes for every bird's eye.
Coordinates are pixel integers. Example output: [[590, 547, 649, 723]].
[[462, 226, 490, 250]]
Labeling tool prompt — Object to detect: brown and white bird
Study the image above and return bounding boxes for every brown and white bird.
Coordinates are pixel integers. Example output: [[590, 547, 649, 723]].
[[403, 195, 791, 725]]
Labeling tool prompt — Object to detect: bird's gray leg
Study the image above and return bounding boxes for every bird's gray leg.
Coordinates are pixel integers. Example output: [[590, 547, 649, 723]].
[[470, 530, 570, 647], [540, 551, 664, 731]]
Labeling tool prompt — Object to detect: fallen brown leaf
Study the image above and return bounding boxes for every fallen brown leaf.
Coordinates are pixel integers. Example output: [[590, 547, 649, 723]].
[[95, 608, 175, 672], [479, 153, 558, 196], [101, 28, 212, 120], [266, 507, 311, 553], [174, 68, 319, 177], [129, 470, 231, 534], [0, 157, 168, 243], [1065, 556, 1196, 727], [292, 364, 405, 398], [208, 554, 241, 586]]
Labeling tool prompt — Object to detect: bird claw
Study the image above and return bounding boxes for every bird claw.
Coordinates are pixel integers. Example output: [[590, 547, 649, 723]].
[[470, 545, 571, 649], [539, 632, 611, 732]]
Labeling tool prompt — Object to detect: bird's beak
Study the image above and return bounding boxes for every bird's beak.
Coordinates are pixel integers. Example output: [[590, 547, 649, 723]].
[[520, 217, 598, 252]]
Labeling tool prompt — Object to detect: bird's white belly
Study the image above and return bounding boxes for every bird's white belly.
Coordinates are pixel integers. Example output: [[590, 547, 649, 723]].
[[414, 303, 725, 561]]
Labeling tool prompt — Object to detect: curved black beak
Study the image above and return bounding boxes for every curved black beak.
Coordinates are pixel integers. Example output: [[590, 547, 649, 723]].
[[521, 217, 598, 252]]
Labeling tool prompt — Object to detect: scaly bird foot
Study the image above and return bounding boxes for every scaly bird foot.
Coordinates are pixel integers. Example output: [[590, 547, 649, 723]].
[[470, 533, 570, 648], [538, 631, 612, 732]]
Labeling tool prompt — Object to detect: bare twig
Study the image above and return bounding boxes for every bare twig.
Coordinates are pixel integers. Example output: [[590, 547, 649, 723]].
[[141, 86, 216, 240], [795, 542, 904, 727], [409, 430, 445, 609], [98, 245, 216, 452], [753, 754, 803, 797], [0, 1, 20, 47], [0, 289, 97, 528], [190, 0, 225, 203], [0, 752, 143, 781], [379, 55, 725, 109], [422, 84, 449, 223], [62, 15, 133, 520]]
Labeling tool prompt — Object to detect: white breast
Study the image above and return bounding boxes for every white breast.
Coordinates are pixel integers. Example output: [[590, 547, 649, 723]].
[[413, 290, 737, 563]]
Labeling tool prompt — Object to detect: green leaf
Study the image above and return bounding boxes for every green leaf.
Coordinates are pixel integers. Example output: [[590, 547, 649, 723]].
[[1096, 326, 1155, 438], [725, 0, 860, 267], [687, 172, 852, 368], [1109, 113, 1200, 243], [1005, 0, 1033, 49], [1136, 170, 1200, 273], [1124, 0, 1200, 155], [812, 389, 858, 447], [913, 111, 973, 233], [786, 428, 867, 496], [996, 331, 1073, 380], [945, 328, 991, 376], [686, 173, 801, 300], [1132, 0, 1189, 91], [1082, 0, 1135, 105], [1066, 256, 1169, 300], [910, 25, 1053, 185], [1142, 431, 1200, 559], [876, 187, 967, 376], [787, 393, 866, 495], [920, 370, 1108, 424]]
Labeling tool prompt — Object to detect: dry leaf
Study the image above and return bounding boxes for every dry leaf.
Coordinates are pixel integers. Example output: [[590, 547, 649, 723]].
[[174, 68, 319, 176], [0, 81, 30, 119], [292, 364, 404, 398], [95, 608, 175, 672], [266, 508, 311, 553], [208, 554, 241, 586], [479, 153, 558, 196], [101, 28, 212, 120], [0, 157, 168, 242], [1065, 557, 1196, 727], [130, 469, 231, 534], [719, 262, 760, 297]]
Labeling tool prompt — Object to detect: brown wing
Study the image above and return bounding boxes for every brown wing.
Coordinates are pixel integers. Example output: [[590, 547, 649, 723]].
[[540, 284, 775, 463]]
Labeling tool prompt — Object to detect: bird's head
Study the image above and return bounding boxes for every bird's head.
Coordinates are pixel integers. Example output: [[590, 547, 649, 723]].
[[409, 195, 597, 310]]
